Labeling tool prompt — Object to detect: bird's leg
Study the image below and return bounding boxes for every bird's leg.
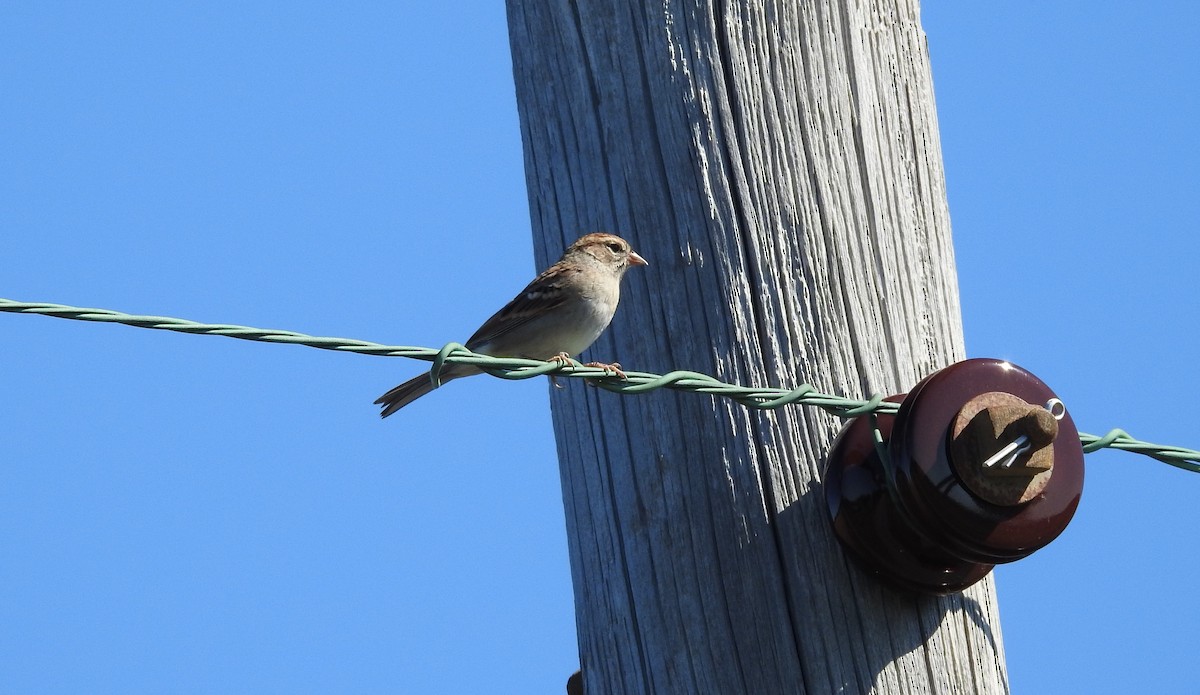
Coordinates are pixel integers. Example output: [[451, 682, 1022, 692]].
[[548, 352, 575, 389]]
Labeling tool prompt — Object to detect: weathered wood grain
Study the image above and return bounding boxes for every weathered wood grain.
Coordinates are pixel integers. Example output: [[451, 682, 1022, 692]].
[[506, 1, 1007, 693]]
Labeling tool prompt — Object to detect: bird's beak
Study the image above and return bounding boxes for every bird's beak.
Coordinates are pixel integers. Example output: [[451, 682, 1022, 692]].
[[628, 251, 648, 267]]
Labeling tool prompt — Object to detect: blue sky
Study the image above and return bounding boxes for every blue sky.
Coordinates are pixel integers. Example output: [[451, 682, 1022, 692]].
[[3, 3, 1197, 693]]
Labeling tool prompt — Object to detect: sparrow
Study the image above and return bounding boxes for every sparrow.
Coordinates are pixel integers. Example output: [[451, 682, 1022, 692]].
[[375, 233, 647, 417]]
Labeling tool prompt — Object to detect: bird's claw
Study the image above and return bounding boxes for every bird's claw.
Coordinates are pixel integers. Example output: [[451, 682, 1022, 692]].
[[585, 361, 627, 380], [546, 354, 627, 387], [549, 352, 575, 389]]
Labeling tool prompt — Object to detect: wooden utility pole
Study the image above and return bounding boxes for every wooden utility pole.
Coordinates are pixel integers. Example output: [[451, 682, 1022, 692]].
[[507, 1, 1007, 693]]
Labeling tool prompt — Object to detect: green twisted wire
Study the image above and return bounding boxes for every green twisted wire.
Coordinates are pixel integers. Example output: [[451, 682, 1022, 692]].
[[2, 297, 1195, 472]]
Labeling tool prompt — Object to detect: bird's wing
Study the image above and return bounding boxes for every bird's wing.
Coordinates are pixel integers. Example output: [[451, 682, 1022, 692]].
[[464, 265, 580, 350]]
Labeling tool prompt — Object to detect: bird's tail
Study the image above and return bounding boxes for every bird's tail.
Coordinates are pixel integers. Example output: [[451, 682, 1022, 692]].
[[374, 365, 478, 418]]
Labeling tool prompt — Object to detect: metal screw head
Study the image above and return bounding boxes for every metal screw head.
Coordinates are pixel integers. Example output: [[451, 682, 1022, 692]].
[[949, 391, 1061, 505]]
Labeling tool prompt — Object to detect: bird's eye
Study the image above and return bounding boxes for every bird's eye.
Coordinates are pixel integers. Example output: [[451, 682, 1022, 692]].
[[607, 242, 623, 253]]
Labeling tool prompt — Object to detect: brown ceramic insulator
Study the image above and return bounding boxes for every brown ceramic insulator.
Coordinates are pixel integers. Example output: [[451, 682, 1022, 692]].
[[824, 359, 1085, 594], [824, 395, 994, 595], [889, 359, 1083, 564]]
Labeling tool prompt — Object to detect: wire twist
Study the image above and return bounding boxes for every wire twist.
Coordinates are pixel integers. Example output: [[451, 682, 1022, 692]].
[[2, 297, 1195, 472]]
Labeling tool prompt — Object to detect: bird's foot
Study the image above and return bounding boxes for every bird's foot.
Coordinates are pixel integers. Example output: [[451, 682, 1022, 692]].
[[549, 352, 575, 389], [584, 361, 627, 380]]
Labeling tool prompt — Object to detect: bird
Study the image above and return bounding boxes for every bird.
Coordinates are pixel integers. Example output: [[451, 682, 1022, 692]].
[[375, 232, 648, 417]]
